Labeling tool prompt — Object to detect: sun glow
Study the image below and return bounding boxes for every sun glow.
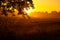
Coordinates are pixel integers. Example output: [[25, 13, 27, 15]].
[[33, 0, 60, 12], [24, 7, 34, 14]]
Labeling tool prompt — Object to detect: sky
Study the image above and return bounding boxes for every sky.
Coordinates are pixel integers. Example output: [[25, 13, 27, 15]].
[[32, 0, 60, 12]]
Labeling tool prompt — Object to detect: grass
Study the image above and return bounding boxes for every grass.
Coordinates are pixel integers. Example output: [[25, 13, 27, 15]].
[[0, 16, 60, 40]]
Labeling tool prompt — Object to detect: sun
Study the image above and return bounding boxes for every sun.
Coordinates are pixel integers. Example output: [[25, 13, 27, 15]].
[[24, 7, 34, 15]]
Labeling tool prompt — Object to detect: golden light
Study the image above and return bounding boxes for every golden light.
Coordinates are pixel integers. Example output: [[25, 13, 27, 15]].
[[25, 9, 31, 13], [13, 9, 18, 15], [9, 6, 13, 10], [24, 7, 34, 15], [33, 0, 60, 12], [2, 3, 7, 5], [27, 1, 30, 4]]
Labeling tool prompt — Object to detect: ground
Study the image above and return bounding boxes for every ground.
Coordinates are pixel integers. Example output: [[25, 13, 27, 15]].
[[0, 15, 60, 40]]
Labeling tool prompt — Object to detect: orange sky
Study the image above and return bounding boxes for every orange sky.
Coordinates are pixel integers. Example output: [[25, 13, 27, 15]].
[[32, 0, 60, 12]]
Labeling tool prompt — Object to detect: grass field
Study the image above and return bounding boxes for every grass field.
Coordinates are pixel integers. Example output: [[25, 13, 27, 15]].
[[0, 15, 60, 40]]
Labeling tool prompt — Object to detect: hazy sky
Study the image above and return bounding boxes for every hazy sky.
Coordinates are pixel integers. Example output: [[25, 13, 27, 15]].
[[33, 0, 60, 12]]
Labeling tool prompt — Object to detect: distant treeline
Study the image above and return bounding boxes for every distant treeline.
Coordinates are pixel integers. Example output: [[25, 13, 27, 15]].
[[34, 11, 60, 14], [30, 11, 60, 18]]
